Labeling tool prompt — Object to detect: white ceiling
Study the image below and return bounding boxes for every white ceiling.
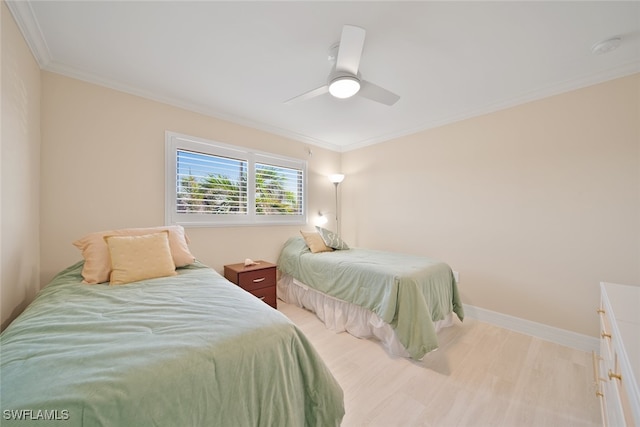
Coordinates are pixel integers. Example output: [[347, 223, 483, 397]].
[[8, 1, 640, 152]]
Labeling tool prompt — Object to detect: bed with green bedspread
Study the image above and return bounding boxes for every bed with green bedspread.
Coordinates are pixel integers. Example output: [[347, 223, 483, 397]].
[[278, 237, 464, 360], [0, 261, 344, 426]]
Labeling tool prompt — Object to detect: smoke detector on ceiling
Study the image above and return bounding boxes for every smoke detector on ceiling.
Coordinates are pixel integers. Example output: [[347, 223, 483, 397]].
[[591, 37, 622, 55]]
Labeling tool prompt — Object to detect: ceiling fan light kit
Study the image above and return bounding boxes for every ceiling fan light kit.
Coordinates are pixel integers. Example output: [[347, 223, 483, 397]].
[[329, 75, 361, 99]]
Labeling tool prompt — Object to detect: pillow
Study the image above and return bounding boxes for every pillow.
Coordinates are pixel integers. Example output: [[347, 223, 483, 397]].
[[73, 225, 195, 284], [105, 231, 177, 285], [300, 230, 333, 253], [316, 226, 350, 250]]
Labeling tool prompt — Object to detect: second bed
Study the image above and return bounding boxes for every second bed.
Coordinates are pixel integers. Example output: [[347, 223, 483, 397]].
[[277, 236, 464, 360]]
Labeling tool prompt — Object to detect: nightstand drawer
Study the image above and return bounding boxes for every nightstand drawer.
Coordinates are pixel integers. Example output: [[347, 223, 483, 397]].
[[238, 268, 276, 291], [249, 286, 277, 308]]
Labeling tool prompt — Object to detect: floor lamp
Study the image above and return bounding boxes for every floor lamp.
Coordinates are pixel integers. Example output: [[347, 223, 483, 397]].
[[328, 174, 345, 236]]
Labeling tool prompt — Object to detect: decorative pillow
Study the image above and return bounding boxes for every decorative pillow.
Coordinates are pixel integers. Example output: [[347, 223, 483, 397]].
[[105, 232, 177, 285], [316, 226, 350, 250], [300, 230, 334, 253], [73, 225, 195, 284]]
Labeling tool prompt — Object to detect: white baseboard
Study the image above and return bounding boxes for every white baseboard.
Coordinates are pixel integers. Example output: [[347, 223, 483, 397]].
[[463, 304, 599, 353]]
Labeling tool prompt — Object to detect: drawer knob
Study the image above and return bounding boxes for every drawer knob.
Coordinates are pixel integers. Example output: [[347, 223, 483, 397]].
[[597, 308, 605, 315], [608, 370, 622, 381], [601, 331, 611, 339], [253, 277, 266, 283]]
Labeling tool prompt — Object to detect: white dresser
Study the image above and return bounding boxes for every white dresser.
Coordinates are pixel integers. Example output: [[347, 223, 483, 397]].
[[595, 282, 640, 426]]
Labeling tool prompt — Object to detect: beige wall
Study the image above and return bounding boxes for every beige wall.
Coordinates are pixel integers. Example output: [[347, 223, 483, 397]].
[[342, 74, 640, 337], [40, 72, 340, 284], [1, 1, 41, 330]]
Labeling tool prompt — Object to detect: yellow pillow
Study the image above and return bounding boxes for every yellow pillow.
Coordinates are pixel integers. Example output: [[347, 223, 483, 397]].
[[73, 225, 195, 284], [105, 231, 177, 285], [300, 230, 334, 253]]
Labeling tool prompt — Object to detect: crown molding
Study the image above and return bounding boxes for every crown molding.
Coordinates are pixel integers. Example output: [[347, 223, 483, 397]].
[[43, 60, 344, 153], [40, 58, 640, 155], [5, 0, 51, 67], [5, 0, 341, 152], [341, 61, 640, 152]]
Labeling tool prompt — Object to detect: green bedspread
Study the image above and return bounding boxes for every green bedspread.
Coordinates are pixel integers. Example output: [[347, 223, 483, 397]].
[[278, 237, 464, 360], [1, 261, 344, 426]]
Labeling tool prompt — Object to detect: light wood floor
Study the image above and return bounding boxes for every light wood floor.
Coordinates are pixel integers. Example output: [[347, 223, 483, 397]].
[[278, 301, 601, 427]]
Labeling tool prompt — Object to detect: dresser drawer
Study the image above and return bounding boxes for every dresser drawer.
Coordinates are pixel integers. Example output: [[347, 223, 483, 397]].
[[238, 268, 276, 291]]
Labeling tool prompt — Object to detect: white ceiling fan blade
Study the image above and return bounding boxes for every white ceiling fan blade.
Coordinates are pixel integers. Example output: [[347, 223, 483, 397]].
[[335, 25, 366, 75], [284, 85, 329, 104], [359, 80, 400, 106]]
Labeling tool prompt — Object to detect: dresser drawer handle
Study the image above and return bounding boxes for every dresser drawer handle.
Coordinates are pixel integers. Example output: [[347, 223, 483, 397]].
[[592, 352, 605, 383], [253, 277, 266, 283], [608, 370, 622, 381], [601, 331, 611, 339], [597, 308, 605, 315]]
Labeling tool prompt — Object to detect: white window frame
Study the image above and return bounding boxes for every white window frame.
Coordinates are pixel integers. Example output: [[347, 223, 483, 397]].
[[165, 131, 307, 227]]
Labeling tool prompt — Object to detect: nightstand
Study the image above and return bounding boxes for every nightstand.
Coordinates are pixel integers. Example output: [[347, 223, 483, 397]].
[[223, 261, 277, 309]]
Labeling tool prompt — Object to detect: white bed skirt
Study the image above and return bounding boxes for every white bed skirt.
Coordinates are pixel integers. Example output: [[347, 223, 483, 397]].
[[277, 273, 454, 358]]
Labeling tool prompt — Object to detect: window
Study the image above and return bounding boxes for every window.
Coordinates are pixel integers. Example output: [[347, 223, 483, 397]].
[[166, 132, 306, 227]]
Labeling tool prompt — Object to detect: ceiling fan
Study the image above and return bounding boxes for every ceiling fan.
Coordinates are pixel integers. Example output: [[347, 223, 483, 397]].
[[284, 25, 400, 106]]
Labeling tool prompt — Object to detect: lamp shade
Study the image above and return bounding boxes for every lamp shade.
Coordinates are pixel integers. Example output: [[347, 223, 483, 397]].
[[328, 174, 345, 184]]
